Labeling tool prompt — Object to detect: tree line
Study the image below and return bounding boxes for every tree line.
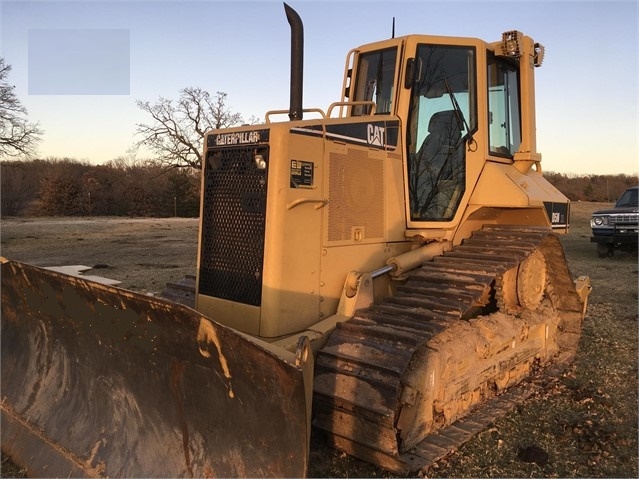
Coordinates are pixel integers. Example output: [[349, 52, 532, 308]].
[[1, 158, 200, 217], [543, 172, 637, 203], [2, 158, 636, 218]]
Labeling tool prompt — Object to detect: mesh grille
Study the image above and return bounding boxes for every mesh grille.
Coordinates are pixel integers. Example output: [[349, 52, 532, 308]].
[[198, 146, 268, 306], [327, 149, 384, 242]]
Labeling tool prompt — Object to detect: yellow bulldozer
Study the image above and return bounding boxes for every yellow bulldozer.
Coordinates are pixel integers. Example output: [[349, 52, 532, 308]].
[[1, 3, 591, 477]]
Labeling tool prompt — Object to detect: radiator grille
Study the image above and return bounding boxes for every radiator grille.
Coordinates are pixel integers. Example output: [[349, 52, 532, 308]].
[[327, 149, 384, 242], [610, 214, 638, 226], [198, 146, 268, 306]]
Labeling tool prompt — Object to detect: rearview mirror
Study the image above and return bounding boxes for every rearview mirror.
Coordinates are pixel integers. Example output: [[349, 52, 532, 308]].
[[404, 58, 416, 89]]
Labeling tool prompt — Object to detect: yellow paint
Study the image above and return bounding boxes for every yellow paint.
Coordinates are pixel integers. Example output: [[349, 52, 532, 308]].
[[85, 439, 107, 475], [197, 318, 235, 399]]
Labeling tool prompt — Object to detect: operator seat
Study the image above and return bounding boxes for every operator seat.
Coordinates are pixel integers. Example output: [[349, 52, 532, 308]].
[[420, 110, 463, 177], [413, 110, 465, 219]]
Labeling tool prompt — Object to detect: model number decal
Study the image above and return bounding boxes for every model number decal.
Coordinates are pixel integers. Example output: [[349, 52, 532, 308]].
[[290, 160, 314, 188]]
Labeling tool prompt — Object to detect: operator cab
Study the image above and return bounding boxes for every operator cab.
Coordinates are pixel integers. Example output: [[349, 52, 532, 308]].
[[344, 33, 541, 225]]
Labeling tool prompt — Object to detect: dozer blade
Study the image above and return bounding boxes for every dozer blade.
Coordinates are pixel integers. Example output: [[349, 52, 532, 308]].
[[1, 259, 313, 478]]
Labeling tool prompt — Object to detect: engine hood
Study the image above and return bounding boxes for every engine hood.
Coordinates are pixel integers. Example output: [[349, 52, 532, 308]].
[[592, 206, 639, 215]]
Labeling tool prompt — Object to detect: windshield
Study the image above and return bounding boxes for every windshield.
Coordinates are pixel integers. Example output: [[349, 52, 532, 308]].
[[407, 44, 477, 221], [616, 188, 638, 207]]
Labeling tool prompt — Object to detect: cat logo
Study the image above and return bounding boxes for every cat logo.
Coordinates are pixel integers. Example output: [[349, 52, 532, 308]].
[[367, 124, 385, 147]]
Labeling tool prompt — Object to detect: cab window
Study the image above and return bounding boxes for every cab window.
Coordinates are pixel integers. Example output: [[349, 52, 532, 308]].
[[487, 52, 521, 157], [351, 47, 397, 115]]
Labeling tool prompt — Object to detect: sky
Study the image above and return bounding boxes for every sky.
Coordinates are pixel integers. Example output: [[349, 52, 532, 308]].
[[1, 0, 637, 175]]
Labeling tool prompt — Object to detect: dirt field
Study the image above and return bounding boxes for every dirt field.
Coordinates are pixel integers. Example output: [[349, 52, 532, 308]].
[[0, 217, 199, 295], [1, 202, 637, 477]]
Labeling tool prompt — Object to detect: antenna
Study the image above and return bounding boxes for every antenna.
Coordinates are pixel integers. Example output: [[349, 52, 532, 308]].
[[392, 17, 395, 38]]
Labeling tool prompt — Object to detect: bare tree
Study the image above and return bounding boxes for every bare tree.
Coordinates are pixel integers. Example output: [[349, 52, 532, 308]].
[[132, 88, 243, 169], [0, 58, 43, 159], [0, 160, 38, 216]]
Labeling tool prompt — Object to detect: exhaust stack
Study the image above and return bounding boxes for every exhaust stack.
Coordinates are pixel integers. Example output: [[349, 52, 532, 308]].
[[284, 3, 303, 121]]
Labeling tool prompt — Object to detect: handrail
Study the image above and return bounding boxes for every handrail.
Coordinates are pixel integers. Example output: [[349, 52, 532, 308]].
[[265, 108, 326, 123], [286, 198, 329, 210], [327, 100, 376, 118]]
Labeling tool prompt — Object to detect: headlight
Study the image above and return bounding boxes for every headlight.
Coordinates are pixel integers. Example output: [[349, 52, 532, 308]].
[[591, 216, 609, 226]]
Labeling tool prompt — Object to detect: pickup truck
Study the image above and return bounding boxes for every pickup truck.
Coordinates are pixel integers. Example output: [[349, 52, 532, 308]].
[[590, 186, 639, 257]]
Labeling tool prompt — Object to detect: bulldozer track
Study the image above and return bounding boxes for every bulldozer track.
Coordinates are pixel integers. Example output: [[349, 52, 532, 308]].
[[312, 225, 585, 475]]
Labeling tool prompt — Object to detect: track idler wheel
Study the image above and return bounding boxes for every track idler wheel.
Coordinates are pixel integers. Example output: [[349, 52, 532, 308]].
[[498, 249, 547, 312]]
